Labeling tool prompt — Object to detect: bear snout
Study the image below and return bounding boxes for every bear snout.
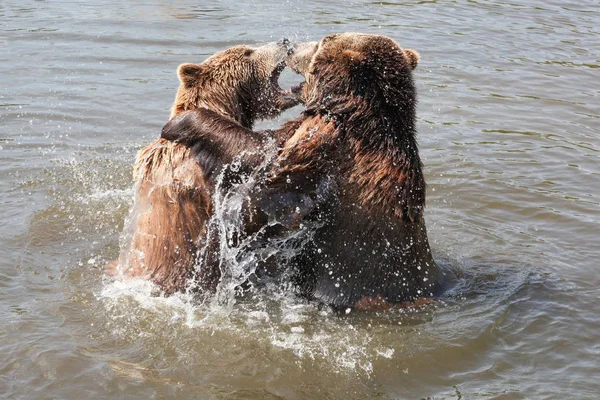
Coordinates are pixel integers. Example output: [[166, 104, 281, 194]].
[[281, 38, 295, 56], [285, 41, 318, 76]]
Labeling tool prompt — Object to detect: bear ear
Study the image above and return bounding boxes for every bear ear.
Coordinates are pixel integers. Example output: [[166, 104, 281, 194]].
[[177, 63, 203, 87], [403, 49, 420, 70]]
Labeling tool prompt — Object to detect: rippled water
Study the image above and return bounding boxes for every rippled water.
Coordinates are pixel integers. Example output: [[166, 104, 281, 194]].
[[1, 1, 599, 398]]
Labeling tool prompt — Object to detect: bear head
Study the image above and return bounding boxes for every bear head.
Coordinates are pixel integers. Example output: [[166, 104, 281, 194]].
[[172, 40, 298, 128], [287, 32, 420, 118]]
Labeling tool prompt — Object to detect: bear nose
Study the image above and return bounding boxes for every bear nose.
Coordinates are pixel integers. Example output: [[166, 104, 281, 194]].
[[280, 38, 295, 55], [281, 37, 294, 53]]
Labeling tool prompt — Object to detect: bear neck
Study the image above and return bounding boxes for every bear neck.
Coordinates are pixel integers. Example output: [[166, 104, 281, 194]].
[[174, 85, 255, 128], [307, 82, 418, 150], [308, 93, 420, 165], [197, 98, 254, 129]]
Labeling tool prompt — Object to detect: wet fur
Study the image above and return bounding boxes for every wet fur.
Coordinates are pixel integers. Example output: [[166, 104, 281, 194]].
[[162, 34, 443, 307], [114, 43, 297, 294]]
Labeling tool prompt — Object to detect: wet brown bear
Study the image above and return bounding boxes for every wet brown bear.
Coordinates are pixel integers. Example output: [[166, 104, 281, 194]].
[[113, 41, 298, 294], [162, 33, 444, 308]]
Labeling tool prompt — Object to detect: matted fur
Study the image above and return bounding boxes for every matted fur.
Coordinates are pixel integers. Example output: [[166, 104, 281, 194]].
[[161, 33, 444, 307], [120, 139, 212, 292], [114, 41, 297, 294]]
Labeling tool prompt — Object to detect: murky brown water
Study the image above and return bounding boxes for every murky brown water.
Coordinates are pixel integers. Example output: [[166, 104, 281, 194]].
[[1, 1, 599, 398]]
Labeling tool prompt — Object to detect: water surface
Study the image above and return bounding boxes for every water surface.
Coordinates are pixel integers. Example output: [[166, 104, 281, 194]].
[[1, 1, 599, 399]]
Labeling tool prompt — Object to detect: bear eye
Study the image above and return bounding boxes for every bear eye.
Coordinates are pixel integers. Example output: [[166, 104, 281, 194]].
[[244, 49, 254, 57]]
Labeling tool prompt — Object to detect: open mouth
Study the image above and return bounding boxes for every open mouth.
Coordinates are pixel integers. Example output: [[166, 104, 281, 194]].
[[270, 61, 288, 93], [270, 61, 306, 101]]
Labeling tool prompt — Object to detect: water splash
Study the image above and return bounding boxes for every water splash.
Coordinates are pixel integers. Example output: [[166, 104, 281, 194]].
[[189, 137, 318, 309]]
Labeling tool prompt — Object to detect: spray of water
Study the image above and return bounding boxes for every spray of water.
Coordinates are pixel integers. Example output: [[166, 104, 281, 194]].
[[188, 135, 319, 309], [99, 139, 430, 376]]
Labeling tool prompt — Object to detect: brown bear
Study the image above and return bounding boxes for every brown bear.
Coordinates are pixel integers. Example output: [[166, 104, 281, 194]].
[[161, 33, 444, 309], [112, 40, 300, 295]]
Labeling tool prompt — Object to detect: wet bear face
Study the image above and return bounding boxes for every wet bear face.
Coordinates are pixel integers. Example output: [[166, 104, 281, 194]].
[[172, 40, 298, 127], [286, 33, 420, 109]]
